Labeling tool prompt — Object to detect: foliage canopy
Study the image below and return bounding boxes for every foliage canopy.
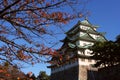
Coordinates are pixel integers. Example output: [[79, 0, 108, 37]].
[[89, 35, 120, 67], [0, 0, 88, 67]]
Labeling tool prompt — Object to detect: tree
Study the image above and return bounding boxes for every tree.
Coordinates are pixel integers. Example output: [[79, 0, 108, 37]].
[[37, 71, 50, 80], [89, 34, 120, 67], [0, 0, 88, 67], [0, 62, 27, 80], [26, 72, 36, 80], [30, 74, 36, 80]]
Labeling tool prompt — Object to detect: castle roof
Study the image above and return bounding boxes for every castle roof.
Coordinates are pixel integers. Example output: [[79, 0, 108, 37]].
[[66, 19, 99, 35], [63, 19, 107, 42], [47, 19, 107, 68]]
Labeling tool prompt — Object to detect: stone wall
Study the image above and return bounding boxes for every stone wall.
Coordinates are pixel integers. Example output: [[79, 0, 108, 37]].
[[50, 66, 78, 80], [79, 65, 98, 80], [50, 65, 98, 80], [50, 64, 120, 80]]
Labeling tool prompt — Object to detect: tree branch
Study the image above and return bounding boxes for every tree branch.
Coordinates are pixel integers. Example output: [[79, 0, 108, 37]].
[[0, 0, 20, 18]]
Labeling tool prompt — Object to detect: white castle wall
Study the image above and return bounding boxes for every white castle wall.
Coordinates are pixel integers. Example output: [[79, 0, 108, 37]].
[[51, 23, 97, 74], [78, 58, 95, 66]]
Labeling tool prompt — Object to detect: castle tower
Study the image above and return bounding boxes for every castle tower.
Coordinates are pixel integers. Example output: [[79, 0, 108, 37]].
[[47, 19, 107, 80]]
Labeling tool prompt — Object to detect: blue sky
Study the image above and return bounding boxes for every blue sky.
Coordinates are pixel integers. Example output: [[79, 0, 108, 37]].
[[21, 0, 120, 76], [87, 0, 120, 41]]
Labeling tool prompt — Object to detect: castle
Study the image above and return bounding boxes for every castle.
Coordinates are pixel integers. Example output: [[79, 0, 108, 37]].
[[47, 19, 107, 80]]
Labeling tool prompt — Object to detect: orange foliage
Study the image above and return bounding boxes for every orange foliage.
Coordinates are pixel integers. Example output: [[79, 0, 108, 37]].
[[0, 64, 27, 79], [3, 0, 8, 6], [5, 73, 10, 77], [0, 0, 84, 67], [25, 0, 30, 3], [46, 2, 50, 6]]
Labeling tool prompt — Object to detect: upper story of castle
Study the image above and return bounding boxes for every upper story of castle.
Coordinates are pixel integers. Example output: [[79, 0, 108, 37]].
[[62, 18, 107, 49], [47, 19, 107, 70], [60, 18, 107, 57]]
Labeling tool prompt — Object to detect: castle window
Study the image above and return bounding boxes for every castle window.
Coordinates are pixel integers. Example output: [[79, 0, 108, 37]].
[[81, 58, 85, 61], [81, 26, 88, 30], [88, 59, 92, 62], [87, 51, 91, 54], [80, 50, 84, 55], [83, 43, 86, 46]]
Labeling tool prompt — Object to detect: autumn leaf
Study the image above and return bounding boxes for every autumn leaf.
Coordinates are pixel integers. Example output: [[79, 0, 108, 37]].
[[0, 0, 84, 67]]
